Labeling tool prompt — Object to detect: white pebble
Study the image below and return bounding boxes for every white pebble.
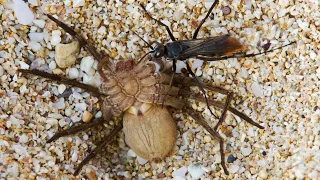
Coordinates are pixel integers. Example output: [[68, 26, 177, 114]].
[[29, 41, 41, 51], [28, 32, 44, 42], [33, 20, 45, 28], [0, 66, 3, 76], [258, 169, 268, 179], [80, 56, 94, 74], [58, 84, 66, 94], [58, 119, 66, 127], [69, 68, 79, 79], [48, 61, 56, 70], [241, 144, 252, 156], [229, 165, 239, 173], [172, 166, 187, 178], [71, 152, 78, 162], [19, 84, 28, 94], [54, 98, 65, 109], [203, 135, 211, 143], [73, 0, 85, 7], [13, 0, 34, 25], [137, 156, 148, 165], [173, 10, 184, 21], [51, 35, 61, 46], [52, 30, 61, 36], [188, 165, 205, 179], [127, 149, 137, 157], [75, 103, 87, 111], [251, 82, 263, 97], [19, 61, 29, 69], [309, 51, 316, 60], [19, 134, 28, 144], [295, 169, 304, 179], [97, 26, 107, 35]]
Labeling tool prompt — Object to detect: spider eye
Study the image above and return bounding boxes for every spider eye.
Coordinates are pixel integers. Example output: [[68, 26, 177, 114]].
[[155, 52, 160, 57]]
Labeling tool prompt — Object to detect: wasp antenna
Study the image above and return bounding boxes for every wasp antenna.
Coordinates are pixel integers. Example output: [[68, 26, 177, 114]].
[[130, 30, 154, 50]]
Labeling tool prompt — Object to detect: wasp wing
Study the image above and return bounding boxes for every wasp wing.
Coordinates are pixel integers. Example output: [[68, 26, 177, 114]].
[[178, 35, 246, 59]]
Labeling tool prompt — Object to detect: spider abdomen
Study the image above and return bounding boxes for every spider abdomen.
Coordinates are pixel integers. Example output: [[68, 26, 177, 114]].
[[123, 104, 177, 160]]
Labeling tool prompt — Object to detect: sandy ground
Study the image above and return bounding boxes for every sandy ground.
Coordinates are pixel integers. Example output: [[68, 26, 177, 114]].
[[0, 0, 319, 179]]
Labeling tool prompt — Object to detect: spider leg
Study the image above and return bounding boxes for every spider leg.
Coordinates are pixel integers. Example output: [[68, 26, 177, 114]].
[[18, 69, 102, 97], [74, 122, 123, 176], [193, 0, 219, 39], [162, 60, 177, 106], [179, 87, 264, 129], [184, 105, 229, 175], [47, 118, 104, 143], [139, 3, 176, 41]]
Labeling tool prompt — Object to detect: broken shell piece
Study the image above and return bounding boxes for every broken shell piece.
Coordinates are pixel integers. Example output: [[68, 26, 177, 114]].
[[55, 41, 80, 68]]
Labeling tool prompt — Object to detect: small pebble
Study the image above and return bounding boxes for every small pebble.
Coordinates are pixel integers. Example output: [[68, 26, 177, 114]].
[[80, 56, 94, 74], [137, 156, 148, 165], [73, 0, 85, 7], [33, 20, 45, 28], [188, 164, 205, 180], [172, 166, 187, 178], [55, 41, 80, 68], [69, 68, 80, 79], [58, 84, 66, 94], [86, 168, 97, 180], [241, 144, 252, 156], [227, 155, 236, 163], [251, 82, 263, 97], [258, 169, 268, 179], [51, 35, 61, 46], [203, 135, 211, 143], [13, 0, 34, 25], [71, 152, 78, 162], [82, 111, 93, 123], [229, 164, 239, 173], [28, 33, 44, 42], [222, 6, 231, 15]]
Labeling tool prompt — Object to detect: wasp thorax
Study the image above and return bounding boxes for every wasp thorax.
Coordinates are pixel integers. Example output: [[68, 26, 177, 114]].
[[123, 104, 177, 160]]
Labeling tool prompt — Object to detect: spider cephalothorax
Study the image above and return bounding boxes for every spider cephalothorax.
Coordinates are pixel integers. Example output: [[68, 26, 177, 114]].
[[19, 14, 264, 176]]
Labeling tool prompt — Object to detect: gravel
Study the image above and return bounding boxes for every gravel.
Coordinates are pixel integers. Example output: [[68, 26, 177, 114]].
[[0, 0, 319, 179]]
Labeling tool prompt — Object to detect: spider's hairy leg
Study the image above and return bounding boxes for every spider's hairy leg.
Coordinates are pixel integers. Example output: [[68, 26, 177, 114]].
[[176, 75, 264, 129], [18, 69, 102, 97], [47, 118, 104, 143], [184, 105, 229, 175], [73, 121, 123, 176], [46, 14, 103, 62]]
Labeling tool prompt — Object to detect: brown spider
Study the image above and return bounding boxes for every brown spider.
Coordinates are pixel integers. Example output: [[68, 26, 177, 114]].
[[19, 14, 264, 176]]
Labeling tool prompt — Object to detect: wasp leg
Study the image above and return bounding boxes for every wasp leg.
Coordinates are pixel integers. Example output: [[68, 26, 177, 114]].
[[47, 118, 104, 143], [185, 62, 219, 119], [139, 3, 176, 41], [73, 122, 123, 176], [184, 105, 229, 175], [193, 0, 219, 39], [18, 69, 102, 97]]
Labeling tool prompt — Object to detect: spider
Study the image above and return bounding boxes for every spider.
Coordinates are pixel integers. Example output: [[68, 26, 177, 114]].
[[19, 14, 264, 176]]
